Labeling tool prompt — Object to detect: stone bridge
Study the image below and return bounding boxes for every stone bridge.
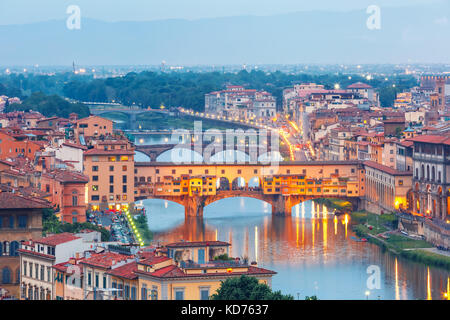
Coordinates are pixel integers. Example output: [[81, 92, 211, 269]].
[[135, 141, 288, 162], [135, 189, 359, 217]]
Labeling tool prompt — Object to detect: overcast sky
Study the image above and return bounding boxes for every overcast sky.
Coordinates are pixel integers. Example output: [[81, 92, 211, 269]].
[[0, 0, 443, 25]]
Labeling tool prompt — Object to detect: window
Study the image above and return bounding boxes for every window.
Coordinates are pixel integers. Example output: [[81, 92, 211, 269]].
[[103, 276, 106, 288], [92, 185, 99, 191], [92, 156, 99, 162], [141, 285, 148, 300], [9, 216, 14, 228], [122, 175, 127, 183], [93, 175, 98, 181], [131, 286, 136, 300], [175, 289, 184, 300], [88, 272, 92, 286], [200, 288, 210, 300], [109, 165, 114, 172], [110, 185, 114, 193], [112, 282, 117, 297], [108, 156, 117, 162], [91, 195, 100, 201], [124, 285, 130, 299], [123, 185, 127, 193], [72, 196, 78, 206], [151, 288, 158, 300], [398, 180, 403, 186], [122, 165, 127, 171], [120, 156, 129, 161], [18, 215, 27, 228], [2, 267, 11, 284], [92, 166, 98, 172]]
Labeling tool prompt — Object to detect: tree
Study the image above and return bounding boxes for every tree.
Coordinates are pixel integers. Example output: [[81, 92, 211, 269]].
[[305, 295, 319, 300], [42, 208, 111, 241], [210, 275, 294, 300]]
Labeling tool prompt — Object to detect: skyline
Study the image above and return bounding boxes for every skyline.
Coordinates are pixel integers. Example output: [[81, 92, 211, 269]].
[[0, 0, 443, 25], [2, 5, 450, 66]]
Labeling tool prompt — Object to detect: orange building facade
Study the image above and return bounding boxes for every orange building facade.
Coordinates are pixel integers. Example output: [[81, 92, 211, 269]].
[[73, 116, 114, 143], [40, 170, 89, 223], [84, 148, 135, 211], [0, 131, 43, 161]]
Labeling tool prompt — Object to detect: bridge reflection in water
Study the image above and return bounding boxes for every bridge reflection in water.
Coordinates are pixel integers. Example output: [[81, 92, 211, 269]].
[[145, 198, 450, 300]]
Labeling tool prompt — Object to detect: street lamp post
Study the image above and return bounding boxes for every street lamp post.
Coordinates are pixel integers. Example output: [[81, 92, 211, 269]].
[[365, 291, 370, 300]]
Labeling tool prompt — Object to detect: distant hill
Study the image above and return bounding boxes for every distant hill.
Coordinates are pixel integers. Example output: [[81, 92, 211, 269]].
[[1, 4, 450, 66]]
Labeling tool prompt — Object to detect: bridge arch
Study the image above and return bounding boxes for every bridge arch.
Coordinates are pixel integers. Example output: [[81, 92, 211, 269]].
[[216, 177, 231, 191], [156, 148, 203, 163], [231, 177, 246, 190], [209, 150, 250, 163]]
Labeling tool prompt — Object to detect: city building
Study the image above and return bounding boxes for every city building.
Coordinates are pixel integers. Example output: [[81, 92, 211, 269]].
[[364, 161, 413, 213], [73, 116, 114, 144], [40, 170, 89, 223], [0, 192, 51, 299], [19, 233, 83, 300], [410, 135, 450, 220], [205, 85, 276, 121], [83, 146, 135, 211]]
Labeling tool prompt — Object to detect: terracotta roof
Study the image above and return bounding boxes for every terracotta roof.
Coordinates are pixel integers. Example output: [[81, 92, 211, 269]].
[[46, 170, 89, 184], [34, 233, 81, 246], [107, 261, 138, 280], [139, 255, 172, 267], [136, 265, 276, 279], [166, 241, 231, 248], [0, 192, 52, 209], [62, 142, 87, 150], [363, 161, 412, 176], [84, 149, 134, 156], [79, 252, 131, 269], [408, 135, 450, 145], [53, 258, 85, 273]]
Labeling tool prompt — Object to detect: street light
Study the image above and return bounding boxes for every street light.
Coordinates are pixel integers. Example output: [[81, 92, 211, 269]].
[[365, 291, 370, 300]]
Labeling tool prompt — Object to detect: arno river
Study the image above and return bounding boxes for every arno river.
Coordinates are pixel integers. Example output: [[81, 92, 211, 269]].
[[134, 133, 450, 300]]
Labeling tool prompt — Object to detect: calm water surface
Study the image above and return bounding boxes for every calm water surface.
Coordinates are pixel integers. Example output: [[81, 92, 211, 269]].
[[143, 198, 450, 300]]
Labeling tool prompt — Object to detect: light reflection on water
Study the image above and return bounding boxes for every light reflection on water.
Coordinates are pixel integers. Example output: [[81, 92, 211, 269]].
[[144, 196, 450, 300]]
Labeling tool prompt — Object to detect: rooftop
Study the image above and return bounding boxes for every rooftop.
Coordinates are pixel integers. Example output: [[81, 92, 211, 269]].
[[0, 192, 52, 209], [364, 161, 413, 176], [80, 252, 131, 269], [34, 233, 81, 246]]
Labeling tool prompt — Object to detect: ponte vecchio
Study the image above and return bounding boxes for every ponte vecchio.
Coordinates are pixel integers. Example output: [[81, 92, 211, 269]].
[[134, 161, 366, 217]]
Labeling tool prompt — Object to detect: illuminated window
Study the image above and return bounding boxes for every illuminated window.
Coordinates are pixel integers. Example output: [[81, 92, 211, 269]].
[[108, 156, 117, 162], [120, 156, 129, 161], [92, 185, 98, 191]]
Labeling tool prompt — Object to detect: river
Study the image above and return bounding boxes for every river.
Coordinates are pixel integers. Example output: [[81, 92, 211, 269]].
[[135, 133, 450, 300]]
